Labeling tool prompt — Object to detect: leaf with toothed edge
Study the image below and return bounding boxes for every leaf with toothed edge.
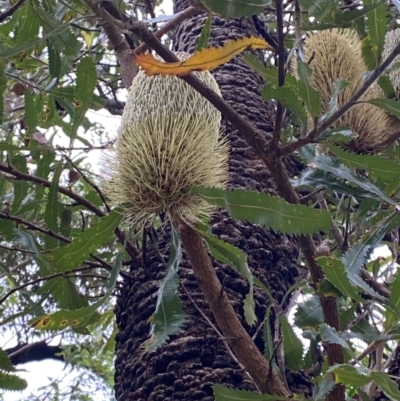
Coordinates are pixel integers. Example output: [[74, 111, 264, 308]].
[[192, 186, 332, 235]]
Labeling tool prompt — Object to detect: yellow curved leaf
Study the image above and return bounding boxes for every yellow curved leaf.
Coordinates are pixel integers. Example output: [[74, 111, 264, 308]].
[[135, 36, 275, 76]]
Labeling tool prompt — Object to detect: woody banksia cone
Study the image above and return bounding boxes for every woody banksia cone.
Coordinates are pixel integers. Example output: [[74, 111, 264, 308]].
[[102, 53, 229, 226]]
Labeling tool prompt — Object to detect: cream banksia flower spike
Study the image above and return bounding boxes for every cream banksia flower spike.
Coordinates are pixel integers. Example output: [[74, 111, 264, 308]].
[[303, 29, 393, 153], [102, 52, 229, 227], [383, 28, 400, 98]]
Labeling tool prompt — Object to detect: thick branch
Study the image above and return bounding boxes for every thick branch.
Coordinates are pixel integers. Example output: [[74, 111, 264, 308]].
[[6, 341, 64, 365], [177, 220, 291, 397]]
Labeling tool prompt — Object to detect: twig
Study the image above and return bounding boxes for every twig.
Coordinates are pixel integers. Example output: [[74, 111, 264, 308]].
[[0, 161, 140, 259]]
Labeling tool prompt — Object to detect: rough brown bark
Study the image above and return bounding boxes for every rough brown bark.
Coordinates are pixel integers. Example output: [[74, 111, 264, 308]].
[[113, 2, 307, 400]]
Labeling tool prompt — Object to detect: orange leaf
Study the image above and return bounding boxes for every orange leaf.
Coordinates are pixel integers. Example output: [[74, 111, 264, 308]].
[[135, 36, 275, 76]]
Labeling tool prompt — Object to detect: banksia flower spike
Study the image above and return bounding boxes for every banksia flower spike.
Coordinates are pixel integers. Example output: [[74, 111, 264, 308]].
[[303, 29, 393, 153], [102, 53, 229, 226], [383, 28, 400, 99]]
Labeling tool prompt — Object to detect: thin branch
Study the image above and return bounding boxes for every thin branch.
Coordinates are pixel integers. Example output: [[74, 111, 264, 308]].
[[0, 0, 25, 23], [0, 161, 140, 259]]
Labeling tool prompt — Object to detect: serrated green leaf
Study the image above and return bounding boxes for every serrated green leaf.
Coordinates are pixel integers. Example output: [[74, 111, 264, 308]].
[[69, 57, 96, 143], [192, 186, 332, 235], [24, 89, 37, 134], [321, 79, 349, 122], [0, 63, 5, 124], [196, 15, 212, 51], [0, 24, 70, 59], [330, 364, 371, 387], [59, 207, 72, 243], [313, 375, 335, 401], [329, 146, 400, 185], [362, 35, 377, 69], [200, 0, 272, 18], [144, 225, 187, 352], [31, 2, 80, 56], [318, 256, 364, 302], [365, 0, 387, 63], [370, 372, 400, 401], [47, 38, 61, 79], [341, 212, 400, 300], [0, 372, 27, 392], [198, 228, 256, 325], [299, 145, 396, 206], [365, 98, 400, 119], [46, 211, 122, 271], [213, 384, 293, 400], [280, 315, 303, 370], [10, 155, 28, 214], [48, 86, 106, 110], [44, 160, 62, 249], [0, 349, 15, 372], [17, 2, 40, 44], [297, 60, 321, 118], [29, 253, 122, 331], [262, 82, 307, 126], [385, 271, 400, 330], [51, 278, 88, 310], [294, 295, 323, 329], [319, 323, 350, 349]]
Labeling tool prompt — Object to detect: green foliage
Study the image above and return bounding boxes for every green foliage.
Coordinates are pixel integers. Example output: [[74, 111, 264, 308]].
[[144, 226, 187, 352], [192, 186, 332, 235], [199, 0, 272, 18], [195, 15, 212, 51]]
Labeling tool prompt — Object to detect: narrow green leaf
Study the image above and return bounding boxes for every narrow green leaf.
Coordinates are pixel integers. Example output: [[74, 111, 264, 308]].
[[370, 372, 400, 401], [10, 156, 28, 214], [44, 160, 62, 249], [0, 373, 27, 392], [319, 323, 350, 349], [297, 60, 321, 117], [342, 212, 400, 300], [298, 0, 336, 19], [24, 89, 38, 134], [318, 256, 364, 302], [144, 225, 187, 352], [0, 349, 15, 372], [364, 0, 387, 63], [29, 253, 123, 331], [330, 364, 371, 387], [0, 24, 70, 59], [299, 145, 396, 206], [365, 98, 400, 119], [69, 57, 96, 142], [47, 38, 61, 79], [263, 306, 273, 361], [262, 82, 307, 125], [200, 0, 272, 18], [280, 315, 304, 370], [192, 186, 332, 235], [46, 211, 122, 271], [329, 145, 400, 184], [213, 385, 293, 401], [294, 295, 323, 329], [313, 375, 335, 401], [198, 228, 256, 325], [320, 79, 349, 122], [385, 271, 400, 330], [0, 63, 5, 124], [17, 2, 40, 44], [196, 15, 212, 51], [51, 278, 88, 310]]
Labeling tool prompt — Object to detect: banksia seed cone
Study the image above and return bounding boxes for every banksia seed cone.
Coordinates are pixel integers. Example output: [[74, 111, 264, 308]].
[[303, 29, 392, 153], [102, 53, 229, 226]]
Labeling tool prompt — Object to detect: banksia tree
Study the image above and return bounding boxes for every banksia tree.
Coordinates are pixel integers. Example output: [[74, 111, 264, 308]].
[[102, 53, 229, 226], [303, 29, 393, 153]]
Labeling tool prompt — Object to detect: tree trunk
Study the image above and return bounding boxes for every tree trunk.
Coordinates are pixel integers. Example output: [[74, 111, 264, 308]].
[[113, 2, 305, 400]]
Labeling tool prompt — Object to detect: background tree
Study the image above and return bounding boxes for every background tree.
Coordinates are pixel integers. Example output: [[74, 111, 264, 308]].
[[2, 1, 400, 401]]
